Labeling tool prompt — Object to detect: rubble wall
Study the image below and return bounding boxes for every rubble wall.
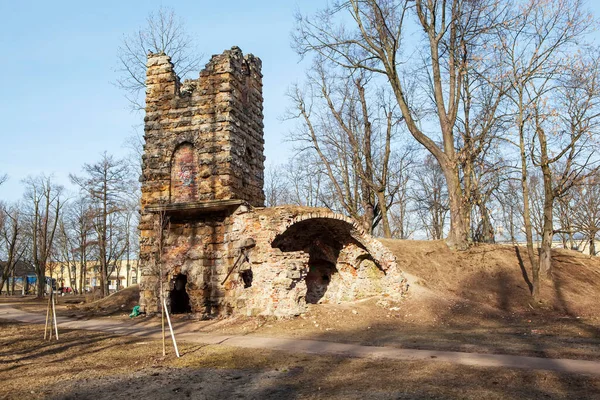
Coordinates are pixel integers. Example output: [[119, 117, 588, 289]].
[[138, 47, 407, 317], [139, 47, 265, 313], [141, 46, 265, 208]]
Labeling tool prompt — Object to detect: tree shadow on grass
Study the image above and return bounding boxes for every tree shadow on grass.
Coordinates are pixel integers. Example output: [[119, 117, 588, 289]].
[[50, 330, 600, 400], [514, 246, 534, 294]]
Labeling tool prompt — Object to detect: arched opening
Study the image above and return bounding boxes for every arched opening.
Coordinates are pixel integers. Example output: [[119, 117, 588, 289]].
[[272, 217, 379, 304], [170, 142, 198, 203], [240, 269, 253, 288], [169, 273, 191, 314]]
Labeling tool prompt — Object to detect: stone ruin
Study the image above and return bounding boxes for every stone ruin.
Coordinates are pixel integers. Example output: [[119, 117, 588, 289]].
[[138, 47, 408, 317]]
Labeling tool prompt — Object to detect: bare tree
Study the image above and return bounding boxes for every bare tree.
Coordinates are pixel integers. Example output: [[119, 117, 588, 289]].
[[528, 173, 545, 242], [116, 6, 202, 110], [379, 145, 415, 239], [122, 198, 140, 289], [293, 0, 511, 249], [22, 175, 64, 297], [0, 203, 26, 294], [533, 53, 600, 283], [497, 179, 523, 243], [571, 173, 600, 255], [412, 155, 449, 240], [264, 164, 290, 207], [107, 211, 129, 291], [497, 0, 595, 298], [64, 196, 95, 293], [288, 59, 404, 236], [57, 216, 76, 291], [456, 36, 512, 244], [123, 125, 145, 177], [555, 191, 576, 250], [70, 153, 133, 297], [283, 154, 327, 208]]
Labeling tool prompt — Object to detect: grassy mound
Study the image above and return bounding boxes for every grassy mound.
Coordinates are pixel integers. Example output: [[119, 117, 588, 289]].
[[81, 285, 140, 315], [380, 239, 600, 323]]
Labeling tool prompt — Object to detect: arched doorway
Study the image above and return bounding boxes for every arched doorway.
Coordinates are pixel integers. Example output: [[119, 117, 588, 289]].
[[272, 217, 381, 304], [169, 273, 191, 313]]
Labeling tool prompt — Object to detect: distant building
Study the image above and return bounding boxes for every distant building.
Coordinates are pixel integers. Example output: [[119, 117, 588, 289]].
[[0, 261, 36, 294], [47, 259, 140, 293]]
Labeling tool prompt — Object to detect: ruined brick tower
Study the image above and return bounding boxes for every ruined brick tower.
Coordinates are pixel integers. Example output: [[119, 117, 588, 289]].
[[141, 46, 265, 208], [138, 47, 406, 317], [138, 47, 265, 313]]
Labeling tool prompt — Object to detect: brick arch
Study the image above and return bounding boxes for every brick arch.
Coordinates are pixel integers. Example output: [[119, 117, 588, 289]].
[[170, 142, 198, 203], [275, 211, 398, 271]]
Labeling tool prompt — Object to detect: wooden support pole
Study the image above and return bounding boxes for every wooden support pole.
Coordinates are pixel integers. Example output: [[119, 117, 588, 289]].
[[44, 293, 51, 340], [163, 297, 180, 358], [51, 291, 59, 340], [221, 249, 247, 285], [161, 292, 166, 356]]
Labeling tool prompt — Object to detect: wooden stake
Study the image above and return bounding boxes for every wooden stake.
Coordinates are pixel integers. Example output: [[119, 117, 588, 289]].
[[161, 294, 166, 356], [49, 292, 54, 340], [44, 292, 51, 340], [51, 291, 59, 340], [163, 297, 180, 358]]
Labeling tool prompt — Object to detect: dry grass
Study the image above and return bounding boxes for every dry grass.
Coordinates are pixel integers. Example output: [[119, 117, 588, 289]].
[[1, 320, 600, 400], [7, 286, 140, 320], [179, 241, 600, 362], [5, 242, 600, 364]]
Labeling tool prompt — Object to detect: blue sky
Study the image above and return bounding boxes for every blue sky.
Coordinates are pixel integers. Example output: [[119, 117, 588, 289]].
[[2, 1, 600, 203], [0, 1, 321, 202]]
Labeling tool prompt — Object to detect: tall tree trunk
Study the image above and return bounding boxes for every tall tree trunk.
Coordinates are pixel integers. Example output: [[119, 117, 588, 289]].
[[376, 191, 392, 238], [363, 203, 375, 234], [66, 262, 73, 292], [463, 155, 474, 242], [445, 167, 469, 249], [101, 258, 108, 296], [537, 121, 555, 279], [37, 265, 45, 297], [10, 268, 15, 295], [540, 166, 554, 278], [79, 252, 84, 293], [480, 205, 495, 243], [519, 123, 538, 299]]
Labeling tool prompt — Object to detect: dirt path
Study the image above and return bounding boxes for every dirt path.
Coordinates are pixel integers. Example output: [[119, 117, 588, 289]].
[[2, 303, 599, 376]]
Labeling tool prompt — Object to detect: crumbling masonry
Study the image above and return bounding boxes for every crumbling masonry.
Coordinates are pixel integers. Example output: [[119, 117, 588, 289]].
[[138, 47, 407, 317]]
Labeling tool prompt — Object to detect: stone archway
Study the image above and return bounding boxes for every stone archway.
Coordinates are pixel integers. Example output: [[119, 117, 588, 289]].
[[275, 212, 398, 272], [271, 214, 399, 304]]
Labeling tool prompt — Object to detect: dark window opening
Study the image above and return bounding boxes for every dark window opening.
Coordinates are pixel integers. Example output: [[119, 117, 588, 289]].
[[170, 273, 191, 314], [240, 269, 253, 288]]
